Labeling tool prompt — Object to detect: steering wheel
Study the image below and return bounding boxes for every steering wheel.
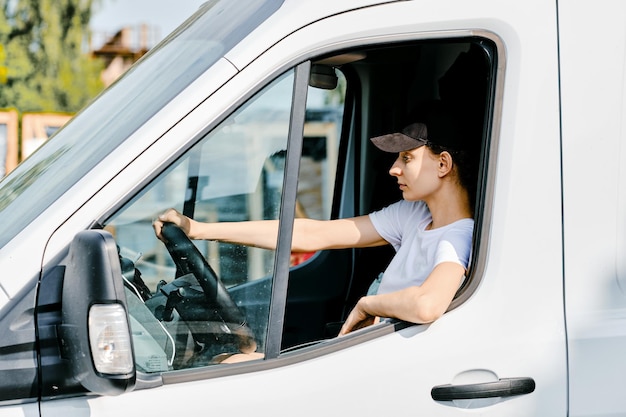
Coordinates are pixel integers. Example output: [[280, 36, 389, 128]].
[[159, 222, 257, 354]]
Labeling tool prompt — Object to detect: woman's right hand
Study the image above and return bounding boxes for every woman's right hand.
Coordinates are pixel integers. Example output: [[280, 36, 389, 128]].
[[153, 208, 192, 242]]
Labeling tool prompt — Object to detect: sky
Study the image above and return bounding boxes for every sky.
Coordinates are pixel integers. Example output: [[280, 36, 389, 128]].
[[90, 0, 206, 49]]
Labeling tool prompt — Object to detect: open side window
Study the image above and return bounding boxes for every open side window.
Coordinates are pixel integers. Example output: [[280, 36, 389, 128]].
[[283, 38, 496, 349]]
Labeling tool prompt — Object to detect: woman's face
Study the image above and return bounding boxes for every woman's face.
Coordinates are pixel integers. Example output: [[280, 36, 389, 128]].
[[388, 146, 441, 201]]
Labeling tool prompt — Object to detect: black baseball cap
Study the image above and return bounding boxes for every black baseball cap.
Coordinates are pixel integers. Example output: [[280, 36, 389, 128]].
[[370, 112, 464, 153]]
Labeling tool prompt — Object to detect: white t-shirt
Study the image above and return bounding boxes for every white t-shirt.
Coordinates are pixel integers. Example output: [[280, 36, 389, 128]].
[[368, 200, 474, 295]]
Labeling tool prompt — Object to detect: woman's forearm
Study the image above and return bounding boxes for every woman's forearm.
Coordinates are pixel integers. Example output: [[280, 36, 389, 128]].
[[157, 208, 385, 252], [339, 263, 465, 335], [189, 219, 281, 250], [190, 217, 384, 252], [189, 218, 332, 251]]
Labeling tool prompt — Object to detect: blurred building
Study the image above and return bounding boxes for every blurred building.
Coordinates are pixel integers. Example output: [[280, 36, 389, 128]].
[[92, 25, 159, 87]]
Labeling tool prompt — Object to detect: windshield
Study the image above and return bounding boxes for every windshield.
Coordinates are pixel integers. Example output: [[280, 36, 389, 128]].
[[0, 0, 284, 249]]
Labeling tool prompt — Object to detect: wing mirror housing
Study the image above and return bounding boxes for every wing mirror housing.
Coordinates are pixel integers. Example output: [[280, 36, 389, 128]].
[[60, 230, 136, 395]]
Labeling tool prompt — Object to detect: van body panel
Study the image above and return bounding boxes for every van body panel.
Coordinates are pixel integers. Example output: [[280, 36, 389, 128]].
[[0, 0, 623, 415], [559, 1, 626, 416]]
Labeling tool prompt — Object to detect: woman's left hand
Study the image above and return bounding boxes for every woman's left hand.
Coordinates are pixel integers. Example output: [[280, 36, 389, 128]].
[[339, 297, 376, 335]]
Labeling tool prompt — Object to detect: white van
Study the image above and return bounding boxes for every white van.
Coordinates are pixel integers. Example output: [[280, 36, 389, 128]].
[[1, 0, 625, 415]]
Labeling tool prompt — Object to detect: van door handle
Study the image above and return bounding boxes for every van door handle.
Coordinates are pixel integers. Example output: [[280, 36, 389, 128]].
[[431, 377, 535, 401]]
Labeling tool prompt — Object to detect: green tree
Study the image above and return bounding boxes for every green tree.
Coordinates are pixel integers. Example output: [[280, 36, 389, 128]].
[[0, 0, 104, 113]]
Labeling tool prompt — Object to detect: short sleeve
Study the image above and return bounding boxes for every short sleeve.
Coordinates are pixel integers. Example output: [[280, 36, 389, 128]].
[[434, 220, 474, 269], [369, 201, 429, 249]]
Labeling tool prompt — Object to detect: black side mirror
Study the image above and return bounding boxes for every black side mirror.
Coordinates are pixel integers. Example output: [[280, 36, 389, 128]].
[[59, 230, 135, 395]]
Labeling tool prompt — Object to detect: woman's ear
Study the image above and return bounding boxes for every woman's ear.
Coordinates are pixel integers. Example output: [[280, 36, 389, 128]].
[[437, 151, 454, 177]]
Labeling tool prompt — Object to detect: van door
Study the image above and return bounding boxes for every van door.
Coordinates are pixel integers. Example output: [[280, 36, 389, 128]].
[[559, 2, 626, 416], [39, 1, 567, 416]]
